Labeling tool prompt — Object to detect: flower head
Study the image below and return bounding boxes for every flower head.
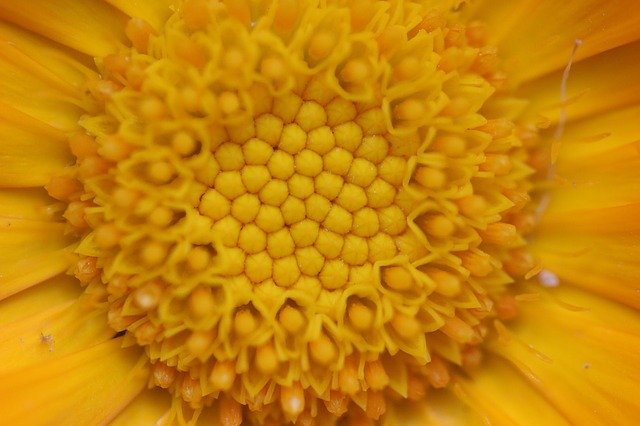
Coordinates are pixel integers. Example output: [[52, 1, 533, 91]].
[[0, 0, 639, 425]]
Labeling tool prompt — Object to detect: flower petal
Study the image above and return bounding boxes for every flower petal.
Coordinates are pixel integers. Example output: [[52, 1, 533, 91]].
[[0, 293, 112, 375], [0, 112, 73, 187], [0, 0, 128, 57], [518, 39, 640, 126], [474, 0, 640, 83], [488, 285, 640, 424], [0, 338, 149, 425], [0, 188, 62, 221], [385, 393, 486, 426], [0, 274, 80, 326], [455, 356, 569, 425], [0, 218, 74, 300], [103, 0, 174, 30], [109, 389, 172, 425], [532, 233, 640, 308]]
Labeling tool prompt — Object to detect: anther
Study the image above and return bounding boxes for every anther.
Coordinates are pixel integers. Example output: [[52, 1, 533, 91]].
[[172, 132, 198, 156], [210, 360, 236, 391], [340, 59, 370, 82], [441, 316, 477, 344], [420, 215, 455, 238], [364, 360, 389, 390], [480, 222, 519, 246], [391, 312, 421, 339], [280, 382, 305, 417], [261, 55, 286, 81], [219, 91, 241, 115], [141, 240, 168, 266], [324, 391, 349, 416], [189, 287, 216, 318], [348, 301, 374, 331], [133, 280, 163, 310], [308, 32, 336, 60], [382, 265, 414, 291], [46, 176, 83, 201], [457, 195, 487, 217], [256, 343, 279, 374], [309, 332, 337, 365], [394, 99, 425, 121], [234, 309, 257, 336], [413, 166, 446, 189], [146, 161, 175, 184], [139, 97, 166, 121], [186, 246, 211, 271], [100, 136, 133, 161], [426, 269, 461, 297], [186, 330, 214, 356], [278, 305, 306, 334], [338, 358, 360, 394], [153, 363, 176, 388], [423, 357, 450, 388]]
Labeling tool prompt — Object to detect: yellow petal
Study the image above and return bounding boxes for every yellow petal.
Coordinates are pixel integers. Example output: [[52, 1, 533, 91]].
[[455, 356, 569, 425], [104, 0, 174, 30], [385, 392, 485, 426], [474, 0, 640, 83], [0, 218, 74, 300], [488, 285, 640, 424], [0, 21, 96, 90], [553, 104, 640, 171], [532, 233, 640, 308], [0, 273, 80, 326], [0, 112, 73, 187], [0, 338, 149, 425], [0, 293, 113, 375], [518, 39, 640, 125], [110, 389, 171, 426], [0, 188, 62, 221], [0, 0, 128, 57]]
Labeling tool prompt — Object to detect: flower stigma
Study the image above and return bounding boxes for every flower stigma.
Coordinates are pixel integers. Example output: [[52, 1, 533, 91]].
[[47, 0, 542, 424]]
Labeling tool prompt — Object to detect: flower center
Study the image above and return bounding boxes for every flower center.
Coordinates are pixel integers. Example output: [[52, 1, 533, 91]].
[[48, 1, 539, 424]]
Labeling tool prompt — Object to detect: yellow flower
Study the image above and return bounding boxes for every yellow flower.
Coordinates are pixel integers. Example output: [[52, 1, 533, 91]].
[[0, 0, 639, 424]]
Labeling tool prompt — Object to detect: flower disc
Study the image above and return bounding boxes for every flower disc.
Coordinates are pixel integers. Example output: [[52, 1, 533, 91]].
[[52, 0, 540, 423]]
